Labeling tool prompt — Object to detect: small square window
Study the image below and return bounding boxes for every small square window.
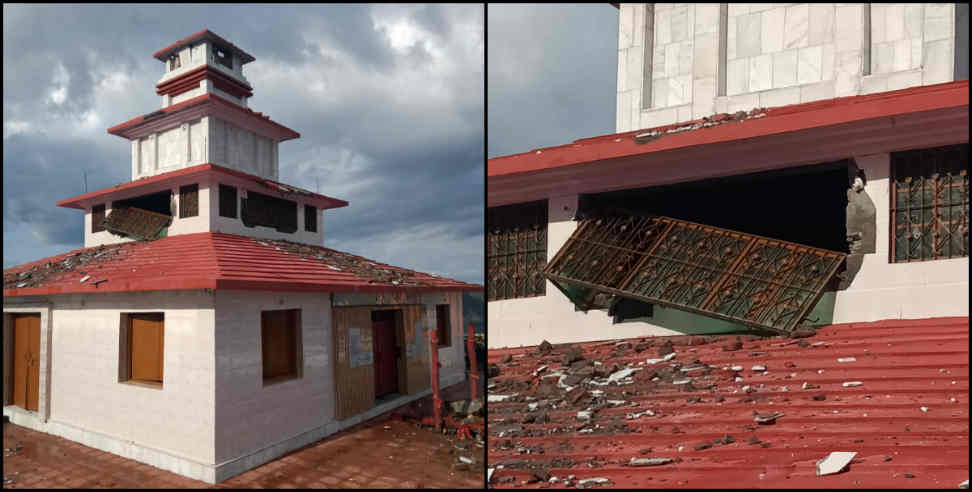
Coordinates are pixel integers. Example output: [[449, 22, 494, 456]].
[[120, 313, 164, 387], [219, 184, 237, 218], [213, 44, 233, 69], [179, 184, 199, 218], [435, 304, 451, 348], [261, 309, 302, 384]]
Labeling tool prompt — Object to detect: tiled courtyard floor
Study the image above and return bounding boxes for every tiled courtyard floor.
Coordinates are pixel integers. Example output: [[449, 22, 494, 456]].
[[2, 411, 484, 489]]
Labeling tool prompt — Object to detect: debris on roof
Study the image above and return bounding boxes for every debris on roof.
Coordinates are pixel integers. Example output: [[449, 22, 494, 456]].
[[103, 207, 172, 241], [816, 451, 857, 476], [635, 108, 768, 144], [487, 317, 969, 488], [4, 243, 128, 290]]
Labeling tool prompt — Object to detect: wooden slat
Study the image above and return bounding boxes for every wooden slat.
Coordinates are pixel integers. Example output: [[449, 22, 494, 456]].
[[130, 314, 163, 383], [332, 307, 375, 420]]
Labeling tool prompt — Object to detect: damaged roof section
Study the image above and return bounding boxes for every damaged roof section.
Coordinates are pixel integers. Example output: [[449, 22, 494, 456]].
[[3, 232, 481, 296], [103, 207, 172, 241], [544, 216, 846, 335], [486, 317, 969, 489]]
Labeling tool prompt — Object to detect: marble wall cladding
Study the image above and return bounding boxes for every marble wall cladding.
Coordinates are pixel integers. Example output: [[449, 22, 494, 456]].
[[617, 3, 957, 134]]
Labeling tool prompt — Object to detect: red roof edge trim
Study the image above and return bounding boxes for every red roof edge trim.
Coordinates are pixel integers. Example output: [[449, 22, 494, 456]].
[[488, 80, 970, 177], [107, 93, 300, 141], [55, 163, 349, 210]]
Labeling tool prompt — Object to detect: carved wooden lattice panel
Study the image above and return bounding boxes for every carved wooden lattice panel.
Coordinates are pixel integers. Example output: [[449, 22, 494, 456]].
[[487, 200, 547, 301], [545, 216, 846, 334], [891, 144, 969, 263]]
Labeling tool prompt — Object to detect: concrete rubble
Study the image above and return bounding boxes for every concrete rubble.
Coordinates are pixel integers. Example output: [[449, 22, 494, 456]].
[[816, 452, 857, 476]]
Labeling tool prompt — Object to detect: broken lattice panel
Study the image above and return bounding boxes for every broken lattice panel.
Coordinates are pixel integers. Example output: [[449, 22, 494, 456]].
[[544, 216, 846, 334]]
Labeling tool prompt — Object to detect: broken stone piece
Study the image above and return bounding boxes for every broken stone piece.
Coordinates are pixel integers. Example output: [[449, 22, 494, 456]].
[[538, 340, 553, 354], [842, 381, 863, 387], [501, 354, 512, 363], [837, 357, 857, 363], [816, 451, 856, 476], [629, 457, 672, 467], [576, 410, 593, 420], [754, 412, 784, 424], [958, 479, 968, 489], [645, 352, 677, 365], [752, 365, 767, 371], [577, 477, 612, 488], [488, 393, 518, 403]]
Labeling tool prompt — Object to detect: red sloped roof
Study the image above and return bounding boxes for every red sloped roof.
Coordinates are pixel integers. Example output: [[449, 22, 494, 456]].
[[3, 232, 482, 296], [56, 163, 348, 211], [487, 317, 969, 489], [488, 80, 970, 178]]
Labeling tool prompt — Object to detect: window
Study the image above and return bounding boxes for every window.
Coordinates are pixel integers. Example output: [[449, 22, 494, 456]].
[[120, 313, 164, 386], [487, 200, 548, 301], [435, 304, 451, 348], [92, 204, 106, 233], [168, 54, 181, 71], [890, 144, 969, 263], [242, 190, 298, 233], [219, 184, 237, 218], [213, 44, 233, 69], [179, 184, 198, 218], [305, 204, 317, 232], [261, 309, 302, 384]]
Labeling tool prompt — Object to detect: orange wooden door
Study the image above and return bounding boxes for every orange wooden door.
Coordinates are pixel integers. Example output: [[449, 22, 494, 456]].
[[130, 314, 164, 383], [13, 314, 41, 411]]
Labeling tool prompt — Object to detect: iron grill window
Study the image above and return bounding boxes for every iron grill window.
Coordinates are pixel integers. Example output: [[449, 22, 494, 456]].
[[890, 144, 969, 263], [487, 200, 548, 301], [219, 184, 237, 218], [305, 204, 317, 232], [92, 204, 106, 233], [242, 190, 298, 233], [179, 184, 198, 218]]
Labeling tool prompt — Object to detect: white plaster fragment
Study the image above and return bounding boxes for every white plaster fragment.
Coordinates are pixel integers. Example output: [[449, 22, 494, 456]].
[[816, 451, 857, 476], [837, 357, 856, 363], [488, 393, 518, 403], [645, 352, 677, 365], [752, 365, 767, 371], [842, 381, 863, 387]]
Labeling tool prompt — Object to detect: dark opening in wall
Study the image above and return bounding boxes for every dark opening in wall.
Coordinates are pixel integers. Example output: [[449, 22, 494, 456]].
[[92, 204, 106, 233], [219, 184, 237, 218], [578, 160, 850, 254], [305, 204, 317, 232], [112, 190, 173, 217], [241, 190, 298, 233], [213, 44, 233, 69]]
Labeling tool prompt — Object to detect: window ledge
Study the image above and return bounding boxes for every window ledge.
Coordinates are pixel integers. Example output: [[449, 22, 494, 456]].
[[121, 380, 164, 390], [263, 374, 301, 387]]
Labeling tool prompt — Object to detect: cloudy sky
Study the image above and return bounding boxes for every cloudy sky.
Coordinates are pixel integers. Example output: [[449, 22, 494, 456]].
[[2, 4, 483, 284], [488, 4, 618, 159]]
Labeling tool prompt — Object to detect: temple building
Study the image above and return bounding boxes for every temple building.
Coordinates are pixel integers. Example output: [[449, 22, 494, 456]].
[[3, 30, 481, 483]]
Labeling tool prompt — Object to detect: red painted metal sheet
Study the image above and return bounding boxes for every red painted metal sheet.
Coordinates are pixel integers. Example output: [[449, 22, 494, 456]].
[[56, 163, 348, 211], [488, 80, 970, 178], [3, 232, 482, 297], [487, 317, 969, 489]]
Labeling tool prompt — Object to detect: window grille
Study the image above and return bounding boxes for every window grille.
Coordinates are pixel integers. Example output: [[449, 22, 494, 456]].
[[487, 200, 548, 301]]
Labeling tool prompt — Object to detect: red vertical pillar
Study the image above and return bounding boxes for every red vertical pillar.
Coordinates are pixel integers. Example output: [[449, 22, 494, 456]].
[[467, 323, 479, 401]]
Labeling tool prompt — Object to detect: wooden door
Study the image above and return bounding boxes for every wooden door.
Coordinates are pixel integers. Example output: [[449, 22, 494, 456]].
[[13, 314, 41, 411], [130, 314, 164, 383], [372, 318, 398, 397]]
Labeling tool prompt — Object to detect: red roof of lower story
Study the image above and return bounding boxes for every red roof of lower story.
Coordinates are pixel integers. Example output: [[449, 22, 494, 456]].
[[487, 317, 969, 489], [3, 232, 482, 297], [488, 80, 969, 178]]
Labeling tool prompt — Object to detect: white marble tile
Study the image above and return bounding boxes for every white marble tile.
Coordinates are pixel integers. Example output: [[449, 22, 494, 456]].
[[835, 4, 863, 52], [652, 77, 668, 108], [665, 43, 680, 78], [692, 76, 717, 118], [886, 69, 922, 91], [727, 15, 738, 60], [784, 3, 810, 49], [923, 4, 952, 42], [630, 88, 643, 122], [728, 92, 759, 113], [773, 49, 799, 87], [671, 6, 689, 42], [799, 79, 835, 102], [737, 13, 762, 58], [693, 32, 719, 79], [714, 96, 729, 114], [678, 40, 694, 75], [633, 4, 645, 48], [870, 4, 886, 44], [655, 8, 672, 45], [910, 37, 923, 70], [677, 103, 694, 123], [617, 90, 630, 130], [892, 38, 911, 72], [885, 4, 905, 42], [668, 75, 691, 106], [728, 3, 750, 18], [872, 41, 894, 74], [653, 45, 667, 79], [797, 45, 823, 84], [922, 39, 953, 84], [821, 43, 835, 81], [751, 3, 775, 13], [750, 54, 773, 92], [619, 4, 634, 49], [695, 3, 720, 35], [904, 4, 923, 39], [626, 46, 645, 93], [860, 73, 888, 94], [641, 106, 678, 129], [761, 7, 786, 54], [809, 3, 835, 46], [727, 57, 749, 95], [759, 85, 801, 107], [617, 48, 628, 91]]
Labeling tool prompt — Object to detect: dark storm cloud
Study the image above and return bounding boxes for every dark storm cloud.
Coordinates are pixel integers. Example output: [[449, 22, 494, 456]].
[[2, 4, 483, 283], [487, 4, 618, 158]]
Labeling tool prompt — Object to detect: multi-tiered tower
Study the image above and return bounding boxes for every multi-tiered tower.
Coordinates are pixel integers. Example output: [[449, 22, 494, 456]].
[[57, 30, 347, 248]]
